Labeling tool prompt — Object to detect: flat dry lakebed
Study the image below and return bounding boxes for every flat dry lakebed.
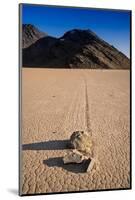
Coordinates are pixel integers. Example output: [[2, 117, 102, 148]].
[[21, 68, 130, 194]]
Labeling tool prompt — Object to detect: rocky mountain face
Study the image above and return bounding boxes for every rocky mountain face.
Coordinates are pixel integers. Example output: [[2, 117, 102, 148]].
[[22, 25, 130, 69], [22, 24, 46, 48]]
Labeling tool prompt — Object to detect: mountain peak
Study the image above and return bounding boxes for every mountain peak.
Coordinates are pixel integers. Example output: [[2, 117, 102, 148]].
[[23, 24, 35, 28], [22, 24, 47, 48], [61, 28, 98, 40]]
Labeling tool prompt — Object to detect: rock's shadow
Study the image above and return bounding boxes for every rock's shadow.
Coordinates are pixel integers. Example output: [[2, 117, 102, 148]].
[[43, 157, 91, 173], [22, 137, 91, 173], [22, 139, 70, 150]]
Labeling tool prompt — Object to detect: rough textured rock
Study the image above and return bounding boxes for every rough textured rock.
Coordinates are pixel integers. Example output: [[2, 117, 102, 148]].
[[70, 131, 93, 154], [22, 26, 130, 69], [63, 150, 87, 164], [22, 24, 46, 48]]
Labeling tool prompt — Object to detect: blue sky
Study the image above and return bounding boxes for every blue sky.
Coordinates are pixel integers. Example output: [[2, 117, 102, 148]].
[[22, 4, 131, 57]]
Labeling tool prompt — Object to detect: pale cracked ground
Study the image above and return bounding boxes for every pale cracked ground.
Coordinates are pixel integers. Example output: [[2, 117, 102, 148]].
[[21, 68, 130, 195]]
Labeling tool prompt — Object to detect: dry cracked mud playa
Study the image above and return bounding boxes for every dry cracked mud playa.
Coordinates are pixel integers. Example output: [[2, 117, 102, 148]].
[[21, 69, 130, 195]]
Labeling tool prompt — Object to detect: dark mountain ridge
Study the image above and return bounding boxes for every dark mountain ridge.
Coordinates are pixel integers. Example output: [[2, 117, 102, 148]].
[[22, 24, 130, 69]]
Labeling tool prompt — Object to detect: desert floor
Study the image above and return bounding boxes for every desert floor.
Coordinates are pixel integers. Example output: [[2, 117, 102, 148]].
[[21, 68, 130, 195]]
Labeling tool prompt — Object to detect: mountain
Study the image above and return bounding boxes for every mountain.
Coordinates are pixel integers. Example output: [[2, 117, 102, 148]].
[[22, 25, 130, 69], [22, 24, 46, 48]]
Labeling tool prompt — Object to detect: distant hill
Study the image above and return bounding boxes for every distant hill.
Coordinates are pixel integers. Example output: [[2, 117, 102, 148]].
[[22, 24, 46, 48], [22, 24, 130, 69]]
